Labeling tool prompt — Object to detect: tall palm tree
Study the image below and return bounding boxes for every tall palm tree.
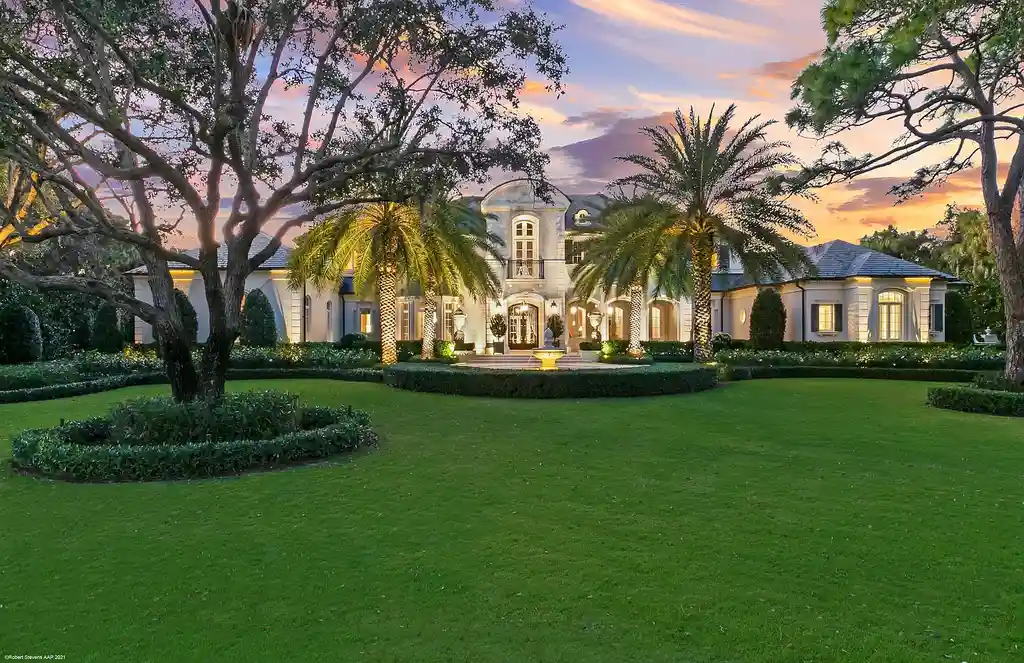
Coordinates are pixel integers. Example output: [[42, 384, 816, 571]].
[[418, 197, 504, 359], [616, 105, 814, 362], [572, 195, 690, 357], [288, 202, 426, 365]]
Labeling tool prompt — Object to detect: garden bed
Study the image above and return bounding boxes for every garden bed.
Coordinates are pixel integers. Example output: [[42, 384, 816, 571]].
[[383, 362, 718, 398], [10, 390, 378, 482]]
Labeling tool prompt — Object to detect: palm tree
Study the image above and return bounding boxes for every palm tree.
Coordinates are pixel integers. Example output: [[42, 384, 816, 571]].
[[616, 105, 814, 362], [572, 195, 690, 357], [288, 202, 426, 365], [418, 197, 504, 359]]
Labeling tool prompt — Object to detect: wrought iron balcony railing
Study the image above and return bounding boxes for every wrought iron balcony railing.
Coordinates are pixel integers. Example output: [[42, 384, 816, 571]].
[[506, 259, 545, 279]]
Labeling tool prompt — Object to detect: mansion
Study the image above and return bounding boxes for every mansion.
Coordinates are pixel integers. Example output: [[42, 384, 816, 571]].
[[132, 179, 958, 349]]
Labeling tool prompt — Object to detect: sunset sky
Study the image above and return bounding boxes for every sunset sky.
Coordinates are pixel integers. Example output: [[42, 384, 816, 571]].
[[512, 0, 987, 243]]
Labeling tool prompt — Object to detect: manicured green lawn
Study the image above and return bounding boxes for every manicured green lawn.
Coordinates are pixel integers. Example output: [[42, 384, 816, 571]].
[[2, 379, 1022, 662]]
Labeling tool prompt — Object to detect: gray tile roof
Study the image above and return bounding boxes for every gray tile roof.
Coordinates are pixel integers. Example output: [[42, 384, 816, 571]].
[[712, 239, 956, 291], [128, 232, 291, 274]]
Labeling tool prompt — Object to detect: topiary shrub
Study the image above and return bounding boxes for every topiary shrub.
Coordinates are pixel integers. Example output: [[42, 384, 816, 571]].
[[240, 289, 278, 347], [91, 304, 125, 354], [0, 305, 43, 364], [546, 314, 564, 347], [944, 290, 973, 344], [749, 289, 786, 349], [173, 289, 198, 344]]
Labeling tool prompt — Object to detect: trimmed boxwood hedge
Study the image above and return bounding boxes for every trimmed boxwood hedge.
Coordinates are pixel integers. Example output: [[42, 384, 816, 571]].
[[0, 368, 383, 404], [720, 365, 982, 382], [927, 385, 1024, 417], [384, 363, 718, 399], [11, 400, 378, 482]]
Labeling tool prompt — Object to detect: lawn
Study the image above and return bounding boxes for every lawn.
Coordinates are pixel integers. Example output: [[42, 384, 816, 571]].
[[1, 379, 1022, 662]]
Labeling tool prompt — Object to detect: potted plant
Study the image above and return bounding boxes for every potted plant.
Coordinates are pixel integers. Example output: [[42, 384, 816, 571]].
[[578, 340, 601, 362], [489, 313, 507, 354], [546, 314, 565, 348]]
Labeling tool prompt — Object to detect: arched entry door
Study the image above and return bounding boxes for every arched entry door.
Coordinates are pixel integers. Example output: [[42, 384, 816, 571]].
[[507, 303, 540, 349]]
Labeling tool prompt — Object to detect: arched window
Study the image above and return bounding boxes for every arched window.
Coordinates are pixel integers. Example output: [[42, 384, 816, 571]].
[[877, 290, 904, 341], [326, 301, 333, 336], [512, 219, 537, 277]]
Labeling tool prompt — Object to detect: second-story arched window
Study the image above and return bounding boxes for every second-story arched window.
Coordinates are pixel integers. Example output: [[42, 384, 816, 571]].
[[512, 219, 537, 277]]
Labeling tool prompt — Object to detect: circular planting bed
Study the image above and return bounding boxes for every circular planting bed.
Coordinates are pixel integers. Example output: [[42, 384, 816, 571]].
[[11, 390, 378, 482], [383, 362, 718, 398]]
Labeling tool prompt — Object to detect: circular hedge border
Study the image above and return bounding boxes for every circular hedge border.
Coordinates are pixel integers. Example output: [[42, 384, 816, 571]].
[[11, 404, 378, 483], [383, 362, 718, 399], [927, 385, 1024, 417]]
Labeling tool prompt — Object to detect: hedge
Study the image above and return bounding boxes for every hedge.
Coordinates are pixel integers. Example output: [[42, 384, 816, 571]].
[[384, 363, 718, 399], [720, 365, 983, 382], [91, 304, 125, 354], [0, 368, 383, 404], [0, 346, 377, 392], [927, 385, 1024, 417], [11, 403, 378, 482], [715, 346, 1003, 370]]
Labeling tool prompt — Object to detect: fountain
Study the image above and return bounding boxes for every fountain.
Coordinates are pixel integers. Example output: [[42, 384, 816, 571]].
[[532, 327, 565, 370]]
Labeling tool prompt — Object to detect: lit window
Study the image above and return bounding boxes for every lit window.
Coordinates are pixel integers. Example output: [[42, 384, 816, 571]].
[[359, 308, 373, 334], [740, 310, 747, 324], [443, 301, 455, 340], [878, 291, 904, 341], [399, 302, 411, 341], [650, 306, 662, 340], [818, 304, 835, 333]]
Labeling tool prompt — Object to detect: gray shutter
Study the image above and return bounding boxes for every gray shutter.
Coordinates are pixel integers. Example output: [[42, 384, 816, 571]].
[[834, 304, 843, 332], [811, 304, 820, 332], [933, 304, 944, 332]]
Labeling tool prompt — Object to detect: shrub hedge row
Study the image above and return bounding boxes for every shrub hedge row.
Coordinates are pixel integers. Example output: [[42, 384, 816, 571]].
[[715, 346, 1003, 370], [0, 368, 382, 404], [927, 385, 1024, 417], [720, 365, 983, 383], [384, 363, 718, 399], [11, 394, 378, 482]]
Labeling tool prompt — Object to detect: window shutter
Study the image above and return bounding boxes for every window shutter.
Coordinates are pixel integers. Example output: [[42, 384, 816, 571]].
[[933, 303, 944, 332], [834, 304, 843, 332], [811, 304, 820, 333], [564, 238, 572, 261]]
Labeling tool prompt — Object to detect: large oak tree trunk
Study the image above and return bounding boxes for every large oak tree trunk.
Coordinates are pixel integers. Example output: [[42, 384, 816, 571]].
[[156, 319, 200, 402], [378, 266, 399, 365], [627, 280, 644, 357], [421, 281, 437, 360], [691, 238, 714, 363], [988, 206, 1024, 383]]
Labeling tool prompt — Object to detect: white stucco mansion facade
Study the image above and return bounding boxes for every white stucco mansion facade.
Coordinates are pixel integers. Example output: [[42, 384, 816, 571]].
[[132, 179, 957, 349]]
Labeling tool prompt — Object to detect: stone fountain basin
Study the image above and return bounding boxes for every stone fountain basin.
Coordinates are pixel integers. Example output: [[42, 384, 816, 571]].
[[532, 348, 566, 370]]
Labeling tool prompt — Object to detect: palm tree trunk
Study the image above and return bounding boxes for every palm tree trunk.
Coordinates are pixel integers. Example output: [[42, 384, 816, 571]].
[[421, 279, 437, 360], [627, 279, 644, 357], [692, 239, 714, 363], [378, 265, 399, 365]]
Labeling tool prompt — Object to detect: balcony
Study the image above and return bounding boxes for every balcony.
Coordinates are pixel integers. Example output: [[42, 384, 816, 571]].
[[507, 259, 545, 279]]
